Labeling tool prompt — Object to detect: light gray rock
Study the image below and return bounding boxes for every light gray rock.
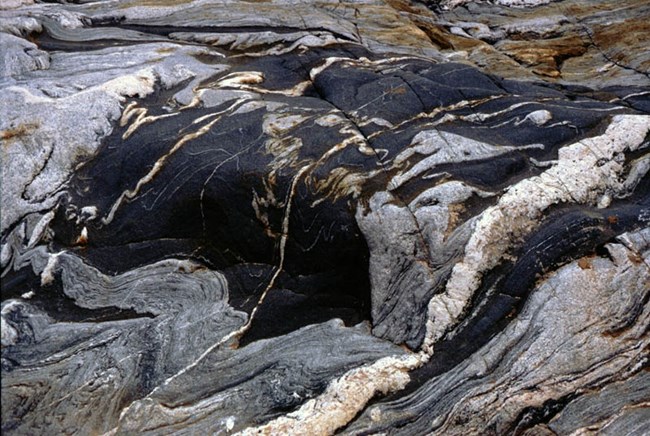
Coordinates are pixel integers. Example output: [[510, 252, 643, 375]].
[[345, 229, 650, 435], [1, 1, 649, 435], [0, 32, 49, 77], [356, 182, 481, 347], [110, 320, 406, 435]]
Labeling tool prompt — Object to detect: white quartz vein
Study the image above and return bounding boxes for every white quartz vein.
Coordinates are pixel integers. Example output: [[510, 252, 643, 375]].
[[422, 114, 650, 352]]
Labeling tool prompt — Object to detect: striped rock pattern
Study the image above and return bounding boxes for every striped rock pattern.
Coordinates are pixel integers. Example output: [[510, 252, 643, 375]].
[[1, 0, 648, 434]]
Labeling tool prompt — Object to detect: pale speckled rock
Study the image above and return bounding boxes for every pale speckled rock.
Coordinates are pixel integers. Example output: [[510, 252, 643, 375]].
[[345, 228, 650, 435], [1, 0, 649, 435], [0, 32, 49, 77]]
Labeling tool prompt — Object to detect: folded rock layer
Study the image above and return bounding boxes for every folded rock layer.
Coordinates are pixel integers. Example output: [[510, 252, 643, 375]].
[[1, 0, 648, 435]]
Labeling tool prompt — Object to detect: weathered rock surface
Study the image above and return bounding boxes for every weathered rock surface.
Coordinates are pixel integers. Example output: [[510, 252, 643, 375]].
[[1, 0, 648, 434]]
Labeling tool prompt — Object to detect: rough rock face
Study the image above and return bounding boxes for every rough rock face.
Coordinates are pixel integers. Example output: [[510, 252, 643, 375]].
[[1, 0, 648, 435]]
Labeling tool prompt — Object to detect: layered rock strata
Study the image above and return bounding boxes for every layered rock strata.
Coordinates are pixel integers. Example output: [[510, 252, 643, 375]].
[[1, 0, 648, 434]]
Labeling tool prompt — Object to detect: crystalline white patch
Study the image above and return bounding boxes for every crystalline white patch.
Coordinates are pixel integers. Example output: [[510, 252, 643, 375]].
[[40, 252, 62, 286], [519, 109, 552, 126], [1, 243, 12, 268], [1, 300, 23, 347], [224, 416, 235, 432], [218, 71, 264, 88], [423, 114, 650, 349], [27, 211, 55, 249], [237, 353, 426, 435], [262, 113, 309, 136]]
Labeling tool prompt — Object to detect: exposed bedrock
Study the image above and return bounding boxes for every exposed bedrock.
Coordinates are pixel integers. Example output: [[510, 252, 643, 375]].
[[1, 0, 649, 435]]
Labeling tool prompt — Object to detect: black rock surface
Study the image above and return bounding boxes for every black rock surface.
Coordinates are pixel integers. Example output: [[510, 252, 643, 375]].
[[2, 0, 649, 434]]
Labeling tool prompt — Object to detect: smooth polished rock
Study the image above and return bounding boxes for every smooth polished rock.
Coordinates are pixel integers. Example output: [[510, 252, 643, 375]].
[[1, 0, 649, 435]]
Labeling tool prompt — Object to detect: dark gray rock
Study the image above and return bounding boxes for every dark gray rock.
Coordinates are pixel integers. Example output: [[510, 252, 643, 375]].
[[1, 0, 649, 434]]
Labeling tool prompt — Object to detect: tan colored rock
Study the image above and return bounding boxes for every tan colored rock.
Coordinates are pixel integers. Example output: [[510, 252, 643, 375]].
[[495, 34, 587, 77], [417, 0, 650, 87]]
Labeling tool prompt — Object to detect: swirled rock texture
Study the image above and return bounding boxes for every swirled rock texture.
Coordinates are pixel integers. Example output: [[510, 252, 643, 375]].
[[1, 0, 648, 435]]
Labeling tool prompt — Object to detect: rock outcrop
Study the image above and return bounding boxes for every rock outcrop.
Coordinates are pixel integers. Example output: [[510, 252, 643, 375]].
[[2, 0, 648, 434]]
